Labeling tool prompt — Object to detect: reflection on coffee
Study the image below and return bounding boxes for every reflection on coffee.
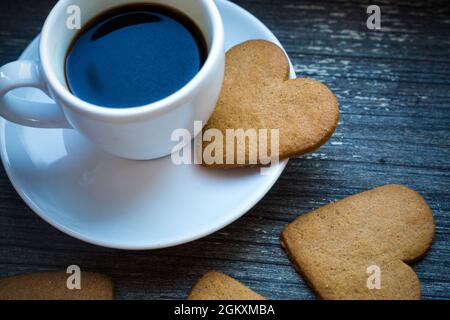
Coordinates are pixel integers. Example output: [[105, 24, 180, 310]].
[[65, 4, 207, 108]]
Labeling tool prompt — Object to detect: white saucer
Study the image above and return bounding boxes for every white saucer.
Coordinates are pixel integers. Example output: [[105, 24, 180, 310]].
[[0, 0, 291, 250]]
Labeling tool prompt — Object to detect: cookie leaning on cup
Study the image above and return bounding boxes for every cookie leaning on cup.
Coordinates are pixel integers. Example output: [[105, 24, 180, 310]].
[[201, 40, 339, 168]]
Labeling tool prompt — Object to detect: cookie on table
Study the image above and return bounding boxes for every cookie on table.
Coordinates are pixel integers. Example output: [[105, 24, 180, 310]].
[[281, 184, 435, 300], [202, 40, 339, 168], [0, 272, 114, 300], [188, 271, 265, 300]]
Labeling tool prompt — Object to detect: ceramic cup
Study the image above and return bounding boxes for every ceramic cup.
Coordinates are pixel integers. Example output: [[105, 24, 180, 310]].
[[0, 0, 225, 160]]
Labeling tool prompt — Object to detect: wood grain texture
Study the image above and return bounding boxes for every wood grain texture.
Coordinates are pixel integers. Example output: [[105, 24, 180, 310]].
[[0, 0, 449, 300]]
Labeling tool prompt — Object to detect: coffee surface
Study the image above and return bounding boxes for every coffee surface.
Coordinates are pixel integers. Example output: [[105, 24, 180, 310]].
[[65, 5, 207, 108]]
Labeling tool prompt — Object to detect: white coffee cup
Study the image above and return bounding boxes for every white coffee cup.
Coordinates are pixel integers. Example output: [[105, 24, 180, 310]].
[[0, 0, 224, 160]]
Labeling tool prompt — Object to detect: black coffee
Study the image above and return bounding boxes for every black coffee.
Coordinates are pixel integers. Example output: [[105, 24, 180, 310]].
[[65, 4, 207, 108]]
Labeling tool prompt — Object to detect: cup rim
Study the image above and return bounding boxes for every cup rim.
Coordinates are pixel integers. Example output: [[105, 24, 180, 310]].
[[39, 0, 224, 121]]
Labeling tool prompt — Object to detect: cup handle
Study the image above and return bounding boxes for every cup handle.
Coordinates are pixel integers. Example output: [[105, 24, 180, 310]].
[[0, 60, 71, 128]]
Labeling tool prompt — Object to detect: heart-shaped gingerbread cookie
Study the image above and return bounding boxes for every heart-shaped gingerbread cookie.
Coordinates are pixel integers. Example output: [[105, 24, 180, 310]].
[[0, 272, 114, 300], [188, 271, 265, 300], [282, 184, 435, 300], [201, 40, 339, 167]]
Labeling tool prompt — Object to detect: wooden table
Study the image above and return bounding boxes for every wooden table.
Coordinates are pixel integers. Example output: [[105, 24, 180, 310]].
[[0, 0, 449, 300]]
